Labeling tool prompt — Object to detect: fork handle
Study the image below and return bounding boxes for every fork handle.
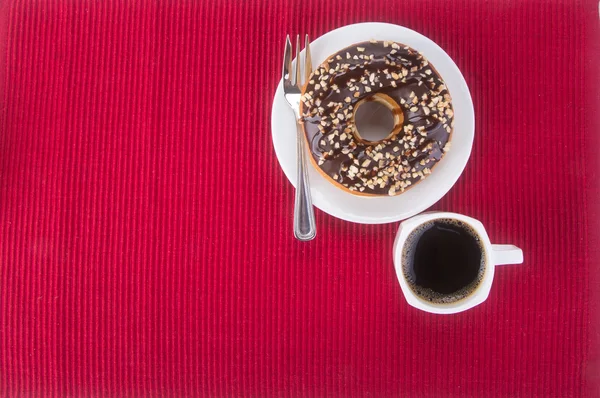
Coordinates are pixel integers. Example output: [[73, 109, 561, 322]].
[[293, 122, 316, 241]]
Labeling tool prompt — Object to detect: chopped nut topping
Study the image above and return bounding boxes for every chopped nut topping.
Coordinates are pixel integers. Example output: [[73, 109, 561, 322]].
[[300, 40, 451, 195]]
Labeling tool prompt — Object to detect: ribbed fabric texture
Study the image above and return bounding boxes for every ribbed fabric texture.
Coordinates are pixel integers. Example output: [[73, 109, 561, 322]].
[[0, 0, 597, 396]]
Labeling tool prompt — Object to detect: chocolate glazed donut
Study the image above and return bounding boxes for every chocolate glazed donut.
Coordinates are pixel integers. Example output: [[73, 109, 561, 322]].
[[299, 40, 454, 196]]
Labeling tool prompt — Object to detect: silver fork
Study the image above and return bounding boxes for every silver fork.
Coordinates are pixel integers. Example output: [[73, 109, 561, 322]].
[[282, 34, 316, 241]]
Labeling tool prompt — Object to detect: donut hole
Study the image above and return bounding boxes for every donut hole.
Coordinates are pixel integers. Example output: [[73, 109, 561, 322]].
[[353, 94, 404, 143]]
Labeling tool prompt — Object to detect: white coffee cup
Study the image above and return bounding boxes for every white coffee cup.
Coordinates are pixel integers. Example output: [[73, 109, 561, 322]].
[[393, 211, 523, 314]]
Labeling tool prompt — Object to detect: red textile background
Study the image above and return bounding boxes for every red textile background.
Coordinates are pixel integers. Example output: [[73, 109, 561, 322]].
[[0, 0, 598, 396]]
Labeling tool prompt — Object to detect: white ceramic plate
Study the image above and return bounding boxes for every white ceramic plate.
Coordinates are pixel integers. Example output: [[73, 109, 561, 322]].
[[271, 22, 474, 224]]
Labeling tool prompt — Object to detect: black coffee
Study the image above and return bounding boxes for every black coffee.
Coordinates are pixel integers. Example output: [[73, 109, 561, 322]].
[[402, 219, 485, 303]]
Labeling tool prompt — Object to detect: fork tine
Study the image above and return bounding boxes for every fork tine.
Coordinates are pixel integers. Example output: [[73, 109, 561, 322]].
[[293, 35, 301, 86], [282, 35, 292, 82], [304, 34, 312, 81]]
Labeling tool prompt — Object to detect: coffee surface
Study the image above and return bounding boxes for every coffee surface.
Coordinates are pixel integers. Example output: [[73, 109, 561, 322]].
[[402, 219, 485, 303]]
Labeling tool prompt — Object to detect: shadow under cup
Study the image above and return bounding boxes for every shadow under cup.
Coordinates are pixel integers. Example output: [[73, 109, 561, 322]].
[[401, 218, 487, 304]]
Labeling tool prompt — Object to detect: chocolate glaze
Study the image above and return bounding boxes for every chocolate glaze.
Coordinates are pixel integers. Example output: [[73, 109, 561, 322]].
[[300, 41, 454, 196]]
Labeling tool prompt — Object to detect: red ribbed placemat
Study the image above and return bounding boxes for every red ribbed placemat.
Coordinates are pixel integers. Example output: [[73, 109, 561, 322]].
[[0, 1, 598, 396]]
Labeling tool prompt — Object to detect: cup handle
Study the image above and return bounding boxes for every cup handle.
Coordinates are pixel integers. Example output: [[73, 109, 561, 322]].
[[492, 244, 523, 266]]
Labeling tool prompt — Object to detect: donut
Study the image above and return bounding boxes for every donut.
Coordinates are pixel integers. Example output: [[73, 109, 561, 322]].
[[299, 40, 454, 196]]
